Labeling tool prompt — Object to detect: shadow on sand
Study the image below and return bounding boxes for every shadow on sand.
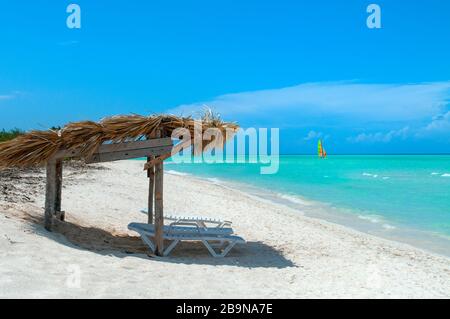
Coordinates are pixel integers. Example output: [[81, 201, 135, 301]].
[[23, 211, 296, 269]]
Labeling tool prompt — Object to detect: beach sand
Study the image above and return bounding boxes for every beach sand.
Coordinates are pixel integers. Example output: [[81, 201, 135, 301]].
[[0, 160, 449, 298]]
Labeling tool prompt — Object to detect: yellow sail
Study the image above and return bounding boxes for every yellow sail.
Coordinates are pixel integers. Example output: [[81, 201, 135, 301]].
[[318, 139, 327, 158], [318, 140, 323, 157]]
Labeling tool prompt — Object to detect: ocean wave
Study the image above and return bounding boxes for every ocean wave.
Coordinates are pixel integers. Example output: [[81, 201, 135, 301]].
[[362, 173, 378, 178], [206, 177, 223, 184], [277, 193, 311, 206], [431, 172, 440, 175], [382, 224, 396, 230], [442, 173, 450, 177], [357, 214, 384, 224], [166, 170, 190, 176]]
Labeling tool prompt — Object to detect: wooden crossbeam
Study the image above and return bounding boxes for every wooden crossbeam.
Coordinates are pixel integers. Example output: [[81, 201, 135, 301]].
[[54, 138, 173, 163], [96, 137, 172, 153], [86, 145, 173, 164]]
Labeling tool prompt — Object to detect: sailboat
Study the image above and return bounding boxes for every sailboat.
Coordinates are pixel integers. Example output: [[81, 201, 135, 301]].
[[318, 139, 327, 159]]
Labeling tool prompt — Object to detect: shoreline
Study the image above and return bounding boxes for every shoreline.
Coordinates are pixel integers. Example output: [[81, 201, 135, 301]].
[[165, 168, 450, 259], [1, 160, 449, 298]]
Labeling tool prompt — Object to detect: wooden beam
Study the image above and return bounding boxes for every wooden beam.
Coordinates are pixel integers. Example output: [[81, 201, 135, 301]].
[[96, 137, 172, 153], [54, 137, 173, 159], [55, 159, 64, 221], [85, 145, 173, 164], [147, 156, 155, 224], [44, 160, 57, 231]]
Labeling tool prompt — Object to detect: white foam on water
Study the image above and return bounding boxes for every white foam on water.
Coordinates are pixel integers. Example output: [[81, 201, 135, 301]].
[[362, 173, 378, 178], [442, 173, 450, 177], [382, 177, 390, 180], [357, 214, 383, 224], [206, 177, 223, 184], [431, 172, 440, 175], [166, 170, 190, 176], [382, 224, 396, 230], [277, 193, 311, 206]]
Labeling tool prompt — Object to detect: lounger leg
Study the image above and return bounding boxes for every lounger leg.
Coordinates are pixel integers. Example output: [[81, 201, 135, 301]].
[[220, 240, 237, 257], [202, 240, 238, 258], [138, 232, 156, 253], [163, 239, 180, 257], [137, 232, 179, 257], [202, 240, 220, 257]]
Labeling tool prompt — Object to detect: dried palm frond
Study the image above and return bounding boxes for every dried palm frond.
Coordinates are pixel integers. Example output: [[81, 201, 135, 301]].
[[61, 121, 105, 158], [0, 112, 239, 168], [0, 130, 61, 168]]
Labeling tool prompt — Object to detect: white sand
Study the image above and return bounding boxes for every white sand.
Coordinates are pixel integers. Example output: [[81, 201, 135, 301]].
[[0, 160, 449, 298]]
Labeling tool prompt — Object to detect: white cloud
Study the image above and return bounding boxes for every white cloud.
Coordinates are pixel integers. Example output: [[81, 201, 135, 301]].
[[303, 130, 330, 141], [303, 130, 323, 140], [170, 81, 450, 124], [169, 81, 450, 147], [348, 127, 410, 143], [0, 93, 17, 101], [419, 111, 450, 135]]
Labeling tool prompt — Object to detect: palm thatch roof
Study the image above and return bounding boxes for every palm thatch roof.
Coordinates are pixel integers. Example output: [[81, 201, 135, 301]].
[[0, 113, 238, 169]]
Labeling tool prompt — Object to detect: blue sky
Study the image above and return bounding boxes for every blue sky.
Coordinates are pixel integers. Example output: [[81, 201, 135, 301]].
[[0, 0, 449, 154]]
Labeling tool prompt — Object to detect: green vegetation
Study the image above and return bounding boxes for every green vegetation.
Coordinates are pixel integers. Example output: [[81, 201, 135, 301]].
[[0, 128, 23, 142]]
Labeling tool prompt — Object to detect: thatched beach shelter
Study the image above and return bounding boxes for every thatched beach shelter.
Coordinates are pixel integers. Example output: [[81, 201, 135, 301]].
[[0, 113, 238, 256]]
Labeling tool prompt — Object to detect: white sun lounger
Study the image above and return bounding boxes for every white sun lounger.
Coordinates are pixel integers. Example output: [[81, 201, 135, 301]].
[[140, 209, 233, 229], [128, 222, 245, 257], [134, 223, 233, 236]]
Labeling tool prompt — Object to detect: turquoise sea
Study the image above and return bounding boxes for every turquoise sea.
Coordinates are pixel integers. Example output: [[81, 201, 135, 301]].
[[163, 155, 450, 255]]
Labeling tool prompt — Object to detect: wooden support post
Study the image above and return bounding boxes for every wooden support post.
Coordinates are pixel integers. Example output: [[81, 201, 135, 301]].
[[154, 159, 164, 256], [55, 159, 64, 221], [154, 129, 164, 256], [44, 160, 57, 231], [147, 156, 155, 224]]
